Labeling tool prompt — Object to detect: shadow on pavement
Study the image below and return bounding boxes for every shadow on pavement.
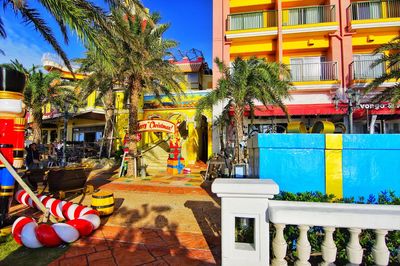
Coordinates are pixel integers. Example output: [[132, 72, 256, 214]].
[[184, 200, 221, 264]]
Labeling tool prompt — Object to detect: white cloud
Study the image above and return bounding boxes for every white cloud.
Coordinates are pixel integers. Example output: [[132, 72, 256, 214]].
[[0, 18, 47, 67], [0, 36, 45, 67]]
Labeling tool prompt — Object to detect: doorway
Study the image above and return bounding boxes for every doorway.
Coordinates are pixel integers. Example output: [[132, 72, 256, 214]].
[[197, 115, 209, 163]]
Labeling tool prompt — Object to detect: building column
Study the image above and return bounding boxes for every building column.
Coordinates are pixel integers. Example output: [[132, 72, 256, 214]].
[[186, 121, 197, 165], [212, 0, 230, 87], [276, 0, 283, 62]]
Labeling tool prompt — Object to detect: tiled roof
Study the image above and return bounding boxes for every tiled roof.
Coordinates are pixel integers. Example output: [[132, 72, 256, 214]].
[[175, 62, 202, 73]]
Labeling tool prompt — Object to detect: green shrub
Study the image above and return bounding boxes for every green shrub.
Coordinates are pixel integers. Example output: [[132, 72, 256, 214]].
[[270, 191, 400, 265]]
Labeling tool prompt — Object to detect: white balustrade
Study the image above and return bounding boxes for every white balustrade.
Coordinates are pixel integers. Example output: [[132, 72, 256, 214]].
[[372, 229, 390, 266], [321, 226, 337, 265], [295, 225, 311, 266], [346, 228, 363, 264], [212, 178, 400, 266], [272, 224, 287, 266]]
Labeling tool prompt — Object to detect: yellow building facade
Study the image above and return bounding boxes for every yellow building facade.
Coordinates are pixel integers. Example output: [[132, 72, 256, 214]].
[[41, 52, 213, 168], [213, 0, 400, 134]]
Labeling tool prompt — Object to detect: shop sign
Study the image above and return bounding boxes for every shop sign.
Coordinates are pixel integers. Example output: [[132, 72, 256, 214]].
[[359, 103, 400, 110], [137, 119, 175, 134]]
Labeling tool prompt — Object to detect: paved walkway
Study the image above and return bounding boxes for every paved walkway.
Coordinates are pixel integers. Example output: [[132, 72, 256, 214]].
[[51, 170, 221, 266]]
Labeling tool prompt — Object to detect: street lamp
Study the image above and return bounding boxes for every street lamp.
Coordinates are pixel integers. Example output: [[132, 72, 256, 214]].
[[333, 89, 361, 134], [62, 102, 78, 167]]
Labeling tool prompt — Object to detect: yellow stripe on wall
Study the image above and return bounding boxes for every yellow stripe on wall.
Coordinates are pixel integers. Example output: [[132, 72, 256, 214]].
[[325, 134, 343, 198]]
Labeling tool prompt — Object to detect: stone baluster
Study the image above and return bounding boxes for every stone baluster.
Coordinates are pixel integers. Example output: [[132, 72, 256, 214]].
[[346, 228, 363, 265], [372, 229, 389, 266], [321, 226, 337, 265], [295, 225, 311, 266], [272, 223, 287, 266]]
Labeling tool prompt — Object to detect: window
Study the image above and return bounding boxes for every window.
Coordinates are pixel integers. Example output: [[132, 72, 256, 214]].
[[353, 54, 384, 79], [352, 1, 382, 20], [230, 12, 263, 30], [290, 57, 326, 82], [187, 73, 199, 89], [287, 6, 328, 25]]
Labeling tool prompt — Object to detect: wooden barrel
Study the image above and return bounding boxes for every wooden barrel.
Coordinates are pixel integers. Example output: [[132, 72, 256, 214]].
[[91, 190, 114, 216]]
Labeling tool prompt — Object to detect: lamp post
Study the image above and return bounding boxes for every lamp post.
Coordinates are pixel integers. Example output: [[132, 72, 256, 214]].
[[333, 89, 361, 134], [61, 102, 78, 167]]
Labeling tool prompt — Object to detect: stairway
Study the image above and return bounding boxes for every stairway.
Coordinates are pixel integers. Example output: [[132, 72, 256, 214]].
[[142, 142, 170, 175]]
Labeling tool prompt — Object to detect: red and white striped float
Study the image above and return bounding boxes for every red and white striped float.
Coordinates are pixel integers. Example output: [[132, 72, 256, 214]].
[[12, 190, 101, 248]]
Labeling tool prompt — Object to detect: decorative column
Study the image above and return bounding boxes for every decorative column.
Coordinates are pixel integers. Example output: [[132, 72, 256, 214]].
[[212, 0, 230, 86], [276, 0, 283, 63], [212, 179, 279, 266], [346, 228, 363, 264]]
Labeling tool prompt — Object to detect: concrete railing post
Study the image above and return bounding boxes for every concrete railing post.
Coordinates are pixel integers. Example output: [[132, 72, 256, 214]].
[[212, 179, 279, 266]]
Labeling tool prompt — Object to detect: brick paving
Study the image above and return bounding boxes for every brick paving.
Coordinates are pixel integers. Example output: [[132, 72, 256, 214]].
[[50, 172, 221, 266]]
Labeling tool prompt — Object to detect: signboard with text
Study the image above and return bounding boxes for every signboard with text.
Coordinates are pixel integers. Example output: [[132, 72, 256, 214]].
[[137, 119, 176, 134], [359, 103, 400, 110]]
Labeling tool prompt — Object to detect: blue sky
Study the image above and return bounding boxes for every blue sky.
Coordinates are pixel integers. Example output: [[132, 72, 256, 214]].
[[0, 0, 212, 68]]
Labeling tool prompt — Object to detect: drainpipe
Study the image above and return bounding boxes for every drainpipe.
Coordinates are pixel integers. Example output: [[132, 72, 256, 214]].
[[276, 0, 283, 62], [338, 0, 346, 95]]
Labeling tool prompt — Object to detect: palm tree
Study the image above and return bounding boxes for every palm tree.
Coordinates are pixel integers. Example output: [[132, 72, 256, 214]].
[[213, 108, 231, 153], [78, 50, 116, 158], [3, 60, 78, 144], [366, 36, 400, 104], [81, 7, 185, 176], [196, 57, 293, 163], [0, 0, 148, 72]]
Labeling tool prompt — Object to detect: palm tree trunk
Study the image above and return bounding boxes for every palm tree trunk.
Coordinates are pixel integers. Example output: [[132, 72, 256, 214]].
[[234, 108, 244, 163], [219, 124, 225, 152], [126, 77, 141, 177], [32, 112, 43, 144], [103, 89, 114, 158]]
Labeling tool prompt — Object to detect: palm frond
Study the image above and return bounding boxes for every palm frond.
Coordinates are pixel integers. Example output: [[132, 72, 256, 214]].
[[17, 4, 73, 74], [367, 36, 400, 103], [0, 16, 6, 38]]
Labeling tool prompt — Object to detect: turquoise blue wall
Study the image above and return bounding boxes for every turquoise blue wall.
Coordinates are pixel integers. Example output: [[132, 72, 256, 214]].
[[248, 134, 400, 199], [341, 135, 400, 199]]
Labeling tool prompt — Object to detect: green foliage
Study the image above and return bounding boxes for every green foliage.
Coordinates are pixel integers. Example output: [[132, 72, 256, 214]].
[[196, 57, 293, 162], [0, 0, 151, 73], [366, 36, 400, 105], [0, 234, 68, 266], [79, 5, 185, 161], [271, 191, 400, 265]]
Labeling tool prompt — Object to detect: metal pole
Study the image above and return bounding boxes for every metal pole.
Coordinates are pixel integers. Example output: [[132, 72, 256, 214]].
[[62, 104, 68, 167], [348, 100, 354, 134], [0, 151, 57, 223], [349, 110, 354, 134]]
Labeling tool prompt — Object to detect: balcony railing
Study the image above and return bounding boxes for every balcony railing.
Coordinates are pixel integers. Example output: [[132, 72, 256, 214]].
[[42, 53, 81, 71], [290, 61, 338, 82], [213, 179, 400, 266], [282, 5, 336, 26], [227, 11, 277, 31], [351, 59, 385, 80], [351, 0, 400, 21]]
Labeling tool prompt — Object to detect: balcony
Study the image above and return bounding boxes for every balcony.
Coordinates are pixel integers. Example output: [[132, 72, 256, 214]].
[[230, 0, 275, 10], [290, 61, 338, 82], [226, 11, 278, 39], [349, 0, 400, 29], [351, 59, 385, 80], [282, 5, 338, 34]]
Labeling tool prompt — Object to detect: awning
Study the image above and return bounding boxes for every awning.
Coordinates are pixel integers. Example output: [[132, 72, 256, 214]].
[[237, 103, 400, 118], [240, 104, 347, 117], [72, 111, 105, 121], [42, 110, 105, 123]]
